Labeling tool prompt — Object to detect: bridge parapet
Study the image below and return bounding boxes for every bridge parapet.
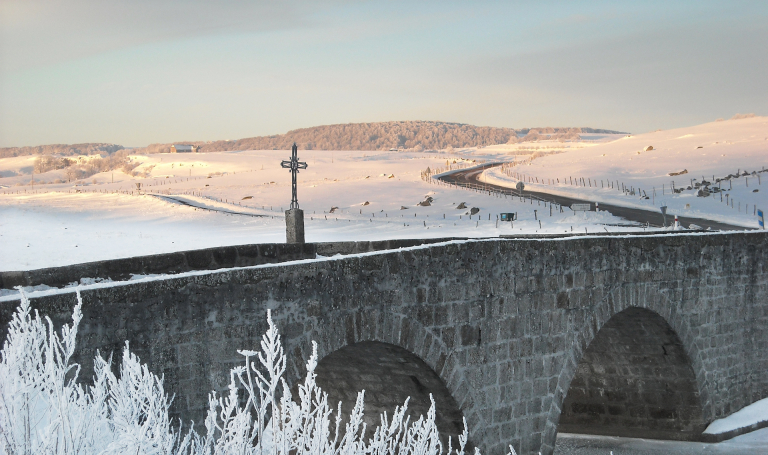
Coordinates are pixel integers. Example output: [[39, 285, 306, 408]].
[[1, 232, 766, 455]]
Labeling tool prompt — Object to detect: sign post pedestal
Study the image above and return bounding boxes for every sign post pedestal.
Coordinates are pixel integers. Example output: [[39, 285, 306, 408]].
[[285, 208, 305, 243]]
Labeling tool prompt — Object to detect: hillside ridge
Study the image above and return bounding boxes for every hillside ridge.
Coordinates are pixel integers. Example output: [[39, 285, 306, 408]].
[[2, 121, 628, 157], [0, 143, 123, 159]]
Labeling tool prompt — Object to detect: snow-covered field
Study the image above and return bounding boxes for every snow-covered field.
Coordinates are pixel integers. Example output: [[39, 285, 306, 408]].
[[0, 117, 765, 272], [0, 150, 639, 271]]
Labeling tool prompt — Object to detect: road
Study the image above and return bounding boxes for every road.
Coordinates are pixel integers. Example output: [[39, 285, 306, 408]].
[[554, 431, 768, 455], [438, 164, 746, 231], [149, 194, 266, 217]]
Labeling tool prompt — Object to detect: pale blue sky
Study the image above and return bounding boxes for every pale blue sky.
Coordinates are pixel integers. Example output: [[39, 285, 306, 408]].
[[1, 0, 766, 147]]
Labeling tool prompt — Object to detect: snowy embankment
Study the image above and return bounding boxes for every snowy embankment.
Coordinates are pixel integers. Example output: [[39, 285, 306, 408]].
[[555, 428, 768, 454], [559, 397, 768, 453], [704, 397, 768, 436], [481, 116, 768, 229]]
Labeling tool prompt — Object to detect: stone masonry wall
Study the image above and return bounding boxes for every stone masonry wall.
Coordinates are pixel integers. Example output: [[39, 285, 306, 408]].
[[1, 232, 766, 455], [0, 238, 462, 290]]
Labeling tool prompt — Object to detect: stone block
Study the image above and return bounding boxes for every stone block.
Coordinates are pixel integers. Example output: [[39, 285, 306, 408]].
[[285, 208, 305, 244]]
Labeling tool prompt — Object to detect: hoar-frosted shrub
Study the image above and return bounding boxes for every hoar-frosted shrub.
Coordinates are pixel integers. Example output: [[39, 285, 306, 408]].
[[0, 289, 519, 455]]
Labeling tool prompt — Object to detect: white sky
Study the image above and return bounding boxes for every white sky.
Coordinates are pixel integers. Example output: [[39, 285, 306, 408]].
[[1, 0, 767, 147]]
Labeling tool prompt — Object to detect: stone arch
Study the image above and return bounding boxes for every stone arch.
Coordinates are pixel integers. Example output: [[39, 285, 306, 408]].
[[313, 341, 466, 443], [284, 309, 483, 447], [558, 307, 706, 439], [543, 285, 710, 452]]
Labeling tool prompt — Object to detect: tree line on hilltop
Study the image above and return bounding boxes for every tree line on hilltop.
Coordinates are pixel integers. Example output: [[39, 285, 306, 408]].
[[136, 122, 625, 153], [1, 121, 628, 159], [0, 143, 123, 159]]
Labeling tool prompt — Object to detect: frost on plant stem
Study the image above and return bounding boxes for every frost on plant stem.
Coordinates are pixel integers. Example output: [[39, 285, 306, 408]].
[[0, 288, 189, 455], [1, 291, 522, 455]]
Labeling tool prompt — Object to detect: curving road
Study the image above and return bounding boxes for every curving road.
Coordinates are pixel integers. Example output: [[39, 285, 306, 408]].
[[149, 194, 266, 217], [437, 164, 747, 231]]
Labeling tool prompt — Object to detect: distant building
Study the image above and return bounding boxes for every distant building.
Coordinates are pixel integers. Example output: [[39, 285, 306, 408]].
[[171, 144, 198, 153]]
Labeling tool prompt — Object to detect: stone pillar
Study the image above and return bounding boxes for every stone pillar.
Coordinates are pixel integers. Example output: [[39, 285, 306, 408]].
[[285, 208, 305, 244]]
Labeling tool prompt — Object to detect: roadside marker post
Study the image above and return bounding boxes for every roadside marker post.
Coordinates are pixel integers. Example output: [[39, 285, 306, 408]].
[[759, 209, 765, 230]]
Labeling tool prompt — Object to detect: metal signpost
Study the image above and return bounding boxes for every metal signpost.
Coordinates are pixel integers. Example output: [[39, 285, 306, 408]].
[[660, 205, 668, 227], [281, 143, 308, 243], [500, 212, 517, 229]]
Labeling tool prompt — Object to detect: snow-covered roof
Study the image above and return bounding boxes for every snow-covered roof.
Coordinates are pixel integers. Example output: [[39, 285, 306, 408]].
[[172, 145, 195, 150]]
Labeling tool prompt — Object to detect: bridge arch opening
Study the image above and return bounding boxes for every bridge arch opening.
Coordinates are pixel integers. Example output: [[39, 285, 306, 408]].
[[311, 341, 465, 443], [559, 307, 706, 441]]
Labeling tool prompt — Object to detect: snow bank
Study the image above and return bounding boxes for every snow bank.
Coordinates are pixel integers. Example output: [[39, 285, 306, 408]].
[[704, 397, 768, 435]]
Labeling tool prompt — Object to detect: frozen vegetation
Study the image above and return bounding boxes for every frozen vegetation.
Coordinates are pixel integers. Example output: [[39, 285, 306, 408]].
[[0, 290, 508, 455]]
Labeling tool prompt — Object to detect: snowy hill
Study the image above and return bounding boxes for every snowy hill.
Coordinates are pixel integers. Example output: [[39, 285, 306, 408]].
[[482, 116, 768, 228]]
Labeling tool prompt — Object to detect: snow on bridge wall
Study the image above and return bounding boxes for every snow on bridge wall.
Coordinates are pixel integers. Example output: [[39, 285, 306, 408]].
[[0, 238, 464, 290], [1, 232, 767, 455]]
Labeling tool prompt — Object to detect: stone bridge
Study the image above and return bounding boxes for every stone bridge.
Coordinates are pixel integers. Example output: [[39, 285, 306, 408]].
[[1, 232, 766, 455]]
